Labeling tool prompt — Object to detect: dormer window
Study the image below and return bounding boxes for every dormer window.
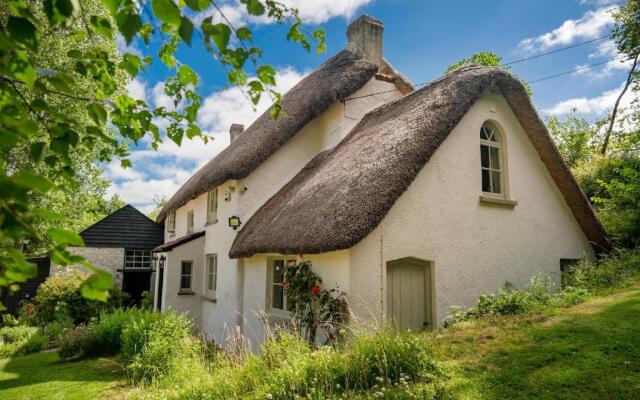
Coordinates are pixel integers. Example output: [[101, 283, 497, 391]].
[[207, 188, 218, 223], [187, 210, 194, 233], [480, 122, 504, 196]]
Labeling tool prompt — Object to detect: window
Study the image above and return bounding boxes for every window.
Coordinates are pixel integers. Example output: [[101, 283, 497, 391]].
[[269, 258, 297, 312], [167, 211, 176, 234], [206, 254, 217, 297], [207, 188, 218, 223], [124, 249, 152, 269], [180, 261, 193, 291], [187, 210, 194, 233], [480, 122, 504, 196]]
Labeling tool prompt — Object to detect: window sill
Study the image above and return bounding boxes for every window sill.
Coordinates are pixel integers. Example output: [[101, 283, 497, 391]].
[[205, 219, 218, 226], [168, 232, 176, 238], [177, 290, 195, 295], [201, 295, 217, 303], [479, 195, 517, 208]]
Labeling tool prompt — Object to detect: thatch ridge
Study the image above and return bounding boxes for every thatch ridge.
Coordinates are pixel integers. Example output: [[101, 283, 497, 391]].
[[229, 65, 611, 258], [157, 48, 379, 222]]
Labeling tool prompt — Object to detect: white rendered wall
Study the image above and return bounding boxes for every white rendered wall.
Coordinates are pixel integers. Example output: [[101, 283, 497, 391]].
[[164, 77, 403, 344], [348, 89, 595, 327]]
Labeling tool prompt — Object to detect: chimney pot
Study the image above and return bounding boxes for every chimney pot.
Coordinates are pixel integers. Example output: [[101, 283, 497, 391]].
[[229, 123, 244, 142], [347, 15, 384, 66]]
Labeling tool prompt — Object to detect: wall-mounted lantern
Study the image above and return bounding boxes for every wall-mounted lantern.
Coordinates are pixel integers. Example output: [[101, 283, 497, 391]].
[[229, 215, 242, 230]]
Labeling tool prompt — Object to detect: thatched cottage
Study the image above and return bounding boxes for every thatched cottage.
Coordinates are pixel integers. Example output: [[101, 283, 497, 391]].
[[153, 15, 610, 344]]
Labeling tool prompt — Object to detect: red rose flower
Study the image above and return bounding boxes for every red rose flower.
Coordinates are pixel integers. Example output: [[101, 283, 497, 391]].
[[282, 279, 289, 286], [311, 285, 320, 297]]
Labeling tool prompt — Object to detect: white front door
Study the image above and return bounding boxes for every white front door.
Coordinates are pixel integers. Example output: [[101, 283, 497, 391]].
[[386, 258, 432, 331]]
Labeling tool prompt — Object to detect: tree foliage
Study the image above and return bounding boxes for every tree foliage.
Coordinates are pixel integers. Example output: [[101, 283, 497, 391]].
[[0, 0, 325, 306], [547, 114, 596, 168]]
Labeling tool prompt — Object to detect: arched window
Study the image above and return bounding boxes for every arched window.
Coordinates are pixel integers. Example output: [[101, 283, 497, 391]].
[[480, 122, 503, 195]]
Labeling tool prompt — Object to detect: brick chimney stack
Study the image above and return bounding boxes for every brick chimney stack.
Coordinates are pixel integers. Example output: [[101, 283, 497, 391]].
[[347, 15, 384, 66], [229, 123, 244, 142]]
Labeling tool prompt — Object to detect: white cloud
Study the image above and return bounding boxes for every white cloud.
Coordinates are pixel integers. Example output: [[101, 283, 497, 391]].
[[116, 34, 142, 56], [105, 67, 306, 211], [194, 0, 371, 27], [542, 80, 638, 116], [127, 77, 147, 101], [518, 7, 616, 53]]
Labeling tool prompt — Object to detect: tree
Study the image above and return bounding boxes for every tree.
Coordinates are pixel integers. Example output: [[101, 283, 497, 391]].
[[147, 195, 167, 221], [547, 113, 596, 167], [445, 51, 532, 95], [0, 0, 325, 306], [602, 0, 640, 155]]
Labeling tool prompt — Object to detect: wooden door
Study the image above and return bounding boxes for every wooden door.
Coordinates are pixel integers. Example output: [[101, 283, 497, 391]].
[[386, 258, 432, 331]]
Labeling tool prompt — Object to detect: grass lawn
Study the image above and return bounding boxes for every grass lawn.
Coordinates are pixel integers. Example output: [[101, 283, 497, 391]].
[[0, 351, 129, 400], [431, 283, 640, 399]]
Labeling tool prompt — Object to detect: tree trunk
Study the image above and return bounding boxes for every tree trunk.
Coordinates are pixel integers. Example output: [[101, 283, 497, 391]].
[[601, 54, 639, 156]]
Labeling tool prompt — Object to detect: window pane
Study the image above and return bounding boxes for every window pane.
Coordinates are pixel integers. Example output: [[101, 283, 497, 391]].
[[480, 126, 488, 140], [490, 146, 501, 169], [272, 285, 284, 309], [482, 169, 491, 192], [491, 171, 502, 193], [182, 262, 192, 275], [480, 145, 489, 168], [273, 261, 284, 283], [181, 276, 191, 289]]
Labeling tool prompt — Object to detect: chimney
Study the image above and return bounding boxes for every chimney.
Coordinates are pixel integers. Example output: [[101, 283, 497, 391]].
[[347, 15, 384, 66], [229, 123, 244, 142]]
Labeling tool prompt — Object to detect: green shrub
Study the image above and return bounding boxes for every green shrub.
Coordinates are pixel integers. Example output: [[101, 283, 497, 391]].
[[20, 332, 46, 354], [140, 291, 154, 310], [0, 326, 44, 356], [128, 311, 196, 383], [58, 326, 90, 360], [32, 273, 123, 325], [41, 316, 73, 349], [569, 250, 640, 290], [1, 314, 20, 327], [0, 325, 39, 344], [121, 310, 162, 362]]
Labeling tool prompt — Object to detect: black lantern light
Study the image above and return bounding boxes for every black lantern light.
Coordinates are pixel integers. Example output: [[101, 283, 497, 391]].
[[229, 215, 242, 230]]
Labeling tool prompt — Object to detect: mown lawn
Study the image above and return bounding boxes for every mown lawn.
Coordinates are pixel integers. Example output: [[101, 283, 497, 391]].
[[431, 284, 640, 399], [0, 351, 128, 400]]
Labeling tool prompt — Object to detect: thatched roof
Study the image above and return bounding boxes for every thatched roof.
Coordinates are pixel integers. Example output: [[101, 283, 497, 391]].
[[229, 65, 611, 258], [157, 48, 382, 222]]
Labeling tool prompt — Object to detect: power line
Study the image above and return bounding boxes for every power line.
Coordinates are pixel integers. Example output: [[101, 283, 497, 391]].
[[500, 34, 612, 67], [527, 55, 630, 83], [344, 55, 630, 101]]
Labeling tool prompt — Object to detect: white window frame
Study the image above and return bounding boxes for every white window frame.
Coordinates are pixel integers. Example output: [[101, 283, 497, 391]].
[[266, 258, 297, 315], [167, 211, 176, 235], [180, 260, 193, 292], [480, 121, 506, 197], [187, 210, 194, 233], [124, 249, 152, 269], [207, 188, 218, 224], [205, 254, 217, 299]]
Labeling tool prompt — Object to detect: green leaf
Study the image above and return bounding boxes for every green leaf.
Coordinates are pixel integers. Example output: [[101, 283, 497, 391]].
[[81, 267, 113, 302], [47, 228, 84, 246], [7, 17, 39, 51], [236, 27, 252, 42], [241, 0, 265, 16], [43, 0, 76, 25], [120, 159, 131, 168], [152, 0, 181, 26], [202, 21, 231, 51], [13, 173, 53, 192], [119, 53, 143, 76], [87, 104, 107, 126], [101, 0, 122, 17], [47, 73, 74, 94], [33, 208, 66, 221], [89, 15, 113, 39], [257, 65, 276, 85], [179, 16, 194, 46], [66, 49, 82, 58], [177, 65, 198, 86], [9, 49, 36, 87], [184, 0, 209, 11], [116, 9, 141, 44], [29, 142, 46, 160]]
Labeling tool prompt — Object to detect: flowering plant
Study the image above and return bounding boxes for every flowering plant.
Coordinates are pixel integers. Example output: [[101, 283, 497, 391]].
[[283, 260, 349, 345]]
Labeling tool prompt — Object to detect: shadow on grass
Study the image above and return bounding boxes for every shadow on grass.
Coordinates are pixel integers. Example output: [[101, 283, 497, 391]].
[[474, 294, 640, 400], [0, 350, 125, 393]]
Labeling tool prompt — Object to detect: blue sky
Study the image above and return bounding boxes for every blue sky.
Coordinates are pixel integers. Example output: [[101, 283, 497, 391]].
[[109, 0, 635, 213]]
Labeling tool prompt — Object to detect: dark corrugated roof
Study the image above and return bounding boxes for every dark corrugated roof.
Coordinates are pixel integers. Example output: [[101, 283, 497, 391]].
[[152, 231, 205, 252], [80, 204, 164, 250]]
